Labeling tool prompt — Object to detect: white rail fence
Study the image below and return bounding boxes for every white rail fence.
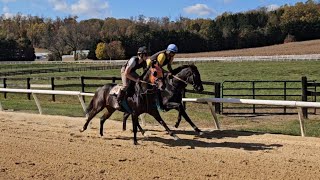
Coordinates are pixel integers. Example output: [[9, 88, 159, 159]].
[[1, 54, 320, 65], [0, 88, 94, 116], [1, 88, 320, 137], [182, 97, 320, 137]]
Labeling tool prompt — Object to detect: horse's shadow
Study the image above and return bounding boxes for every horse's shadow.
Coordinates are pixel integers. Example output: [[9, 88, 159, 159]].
[[174, 129, 265, 139], [115, 129, 282, 151], [142, 129, 264, 139], [143, 137, 282, 151]]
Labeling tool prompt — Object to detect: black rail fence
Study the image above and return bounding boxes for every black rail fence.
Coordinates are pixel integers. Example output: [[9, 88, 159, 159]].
[[1, 76, 319, 116], [222, 80, 318, 115]]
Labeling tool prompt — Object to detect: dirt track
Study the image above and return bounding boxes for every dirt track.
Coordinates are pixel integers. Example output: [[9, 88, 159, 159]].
[[1, 111, 320, 179]]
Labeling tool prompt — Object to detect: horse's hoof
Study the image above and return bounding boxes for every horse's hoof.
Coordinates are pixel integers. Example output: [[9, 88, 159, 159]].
[[174, 124, 179, 128], [134, 141, 139, 145], [197, 131, 204, 136], [173, 135, 180, 141], [79, 129, 84, 133], [141, 130, 145, 136], [100, 133, 104, 137]]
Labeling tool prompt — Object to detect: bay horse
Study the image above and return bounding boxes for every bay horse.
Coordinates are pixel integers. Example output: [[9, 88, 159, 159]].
[[122, 64, 204, 135], [80, 64, 179, 145]]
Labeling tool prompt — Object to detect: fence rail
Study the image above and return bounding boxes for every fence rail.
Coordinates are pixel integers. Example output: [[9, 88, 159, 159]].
[[1, 54, 320, 65]]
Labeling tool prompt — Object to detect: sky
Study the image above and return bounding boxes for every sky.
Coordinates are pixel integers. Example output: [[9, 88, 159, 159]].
[[0, 0, 305, 21]]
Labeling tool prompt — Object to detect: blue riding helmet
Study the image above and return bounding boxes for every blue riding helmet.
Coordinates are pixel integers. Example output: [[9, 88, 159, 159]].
[[167, 44, 178, 53]]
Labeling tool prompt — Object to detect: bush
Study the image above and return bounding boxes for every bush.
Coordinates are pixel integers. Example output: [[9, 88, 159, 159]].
[[283, 34, 296, 43]]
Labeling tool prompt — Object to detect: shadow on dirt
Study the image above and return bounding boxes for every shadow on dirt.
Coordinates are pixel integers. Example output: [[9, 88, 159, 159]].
[[175, 129, 265, 139], [142, 136, 282, 151], [114, 129, 282, 151]]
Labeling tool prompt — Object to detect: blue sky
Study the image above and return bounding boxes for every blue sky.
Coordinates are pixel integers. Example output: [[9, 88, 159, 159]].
[[0, 0, 305, 21]]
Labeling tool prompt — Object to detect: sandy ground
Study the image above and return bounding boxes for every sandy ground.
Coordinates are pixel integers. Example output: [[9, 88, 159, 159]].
[[1, 111, 320, 180]]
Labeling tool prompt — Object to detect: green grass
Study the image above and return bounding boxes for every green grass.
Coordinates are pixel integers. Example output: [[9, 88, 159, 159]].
[[1, 60, 320, 136]]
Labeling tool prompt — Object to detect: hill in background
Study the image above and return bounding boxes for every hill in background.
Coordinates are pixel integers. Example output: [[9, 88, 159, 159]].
[[177, 39, 320, 58]]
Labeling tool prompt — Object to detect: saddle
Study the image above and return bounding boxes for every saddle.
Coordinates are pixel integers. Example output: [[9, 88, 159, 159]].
[[110, 85, 122, 96]]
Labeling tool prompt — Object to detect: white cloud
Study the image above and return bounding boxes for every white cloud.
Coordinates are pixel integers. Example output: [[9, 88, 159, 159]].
[[266, 4, 280, 11], [2, 5, 14, 18], [183, 4, 214, 16], [48, 0, 110, 18], [71, 0, 109, 18], [48, 0, 68, 11]]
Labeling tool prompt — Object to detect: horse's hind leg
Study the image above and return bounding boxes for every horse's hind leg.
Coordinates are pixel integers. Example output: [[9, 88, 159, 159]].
[[100, 106, 116, 136], [80, 106, 104, 133], [150, 110, 179, 140], [132, 114, 139, 145], [178, 105, 203, 135], [123, 112, 145, 135], [122, 112, 130, 131]]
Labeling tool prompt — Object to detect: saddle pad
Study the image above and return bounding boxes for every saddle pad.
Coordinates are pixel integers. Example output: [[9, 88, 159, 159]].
[[109, 85, 122, 95]]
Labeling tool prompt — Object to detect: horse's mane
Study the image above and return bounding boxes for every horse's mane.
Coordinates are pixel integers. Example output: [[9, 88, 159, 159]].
[[171, 64, 197, 75]]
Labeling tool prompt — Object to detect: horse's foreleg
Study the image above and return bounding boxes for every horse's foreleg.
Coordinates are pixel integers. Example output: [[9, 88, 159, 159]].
[[150, 110, 179, 140], [100, 107, 115, 136], [178, 105, 203, 135]]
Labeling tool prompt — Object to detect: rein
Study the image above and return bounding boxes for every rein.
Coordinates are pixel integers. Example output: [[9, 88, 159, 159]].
[[172, 75, 192, 86]]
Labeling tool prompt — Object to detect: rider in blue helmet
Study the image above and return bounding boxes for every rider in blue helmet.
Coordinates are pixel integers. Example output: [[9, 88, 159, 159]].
[[146, 44, 178, 73], [145, 44, 178, 111]]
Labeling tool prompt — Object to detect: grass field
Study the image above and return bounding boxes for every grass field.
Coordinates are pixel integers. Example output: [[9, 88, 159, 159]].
[[1, 60, 320, 136]]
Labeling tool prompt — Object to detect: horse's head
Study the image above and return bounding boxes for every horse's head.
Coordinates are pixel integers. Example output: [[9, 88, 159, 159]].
[[173, 64, 204, 92], [148, 64, 166, 91]]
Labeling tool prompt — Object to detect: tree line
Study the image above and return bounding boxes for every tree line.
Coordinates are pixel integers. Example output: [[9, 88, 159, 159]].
[[0, 0, 319, 61]]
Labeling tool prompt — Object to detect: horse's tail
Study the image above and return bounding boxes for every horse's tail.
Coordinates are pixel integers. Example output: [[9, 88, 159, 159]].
[[85, 84, 114, 115], [85, 97, 95, 115]]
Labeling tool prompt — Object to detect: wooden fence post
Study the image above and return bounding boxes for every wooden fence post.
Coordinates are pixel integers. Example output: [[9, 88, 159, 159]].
[[27, 78, 31, 100], [252, 81, 256, 114], [214, 82, 221, 114], [81, 76, 85, 102], [284, 81, 287, 114], [301, 76, 308, 118], [3, 78, 7, 99], [51, 77, 55, 102]]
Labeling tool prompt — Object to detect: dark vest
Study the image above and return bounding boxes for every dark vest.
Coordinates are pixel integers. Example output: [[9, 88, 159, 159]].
[[150, 50, 171, 67], [124, 56, 146, 72]]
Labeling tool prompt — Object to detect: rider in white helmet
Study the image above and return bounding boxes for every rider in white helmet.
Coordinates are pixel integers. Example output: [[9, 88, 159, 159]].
[[116, 46, 148, 108]]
